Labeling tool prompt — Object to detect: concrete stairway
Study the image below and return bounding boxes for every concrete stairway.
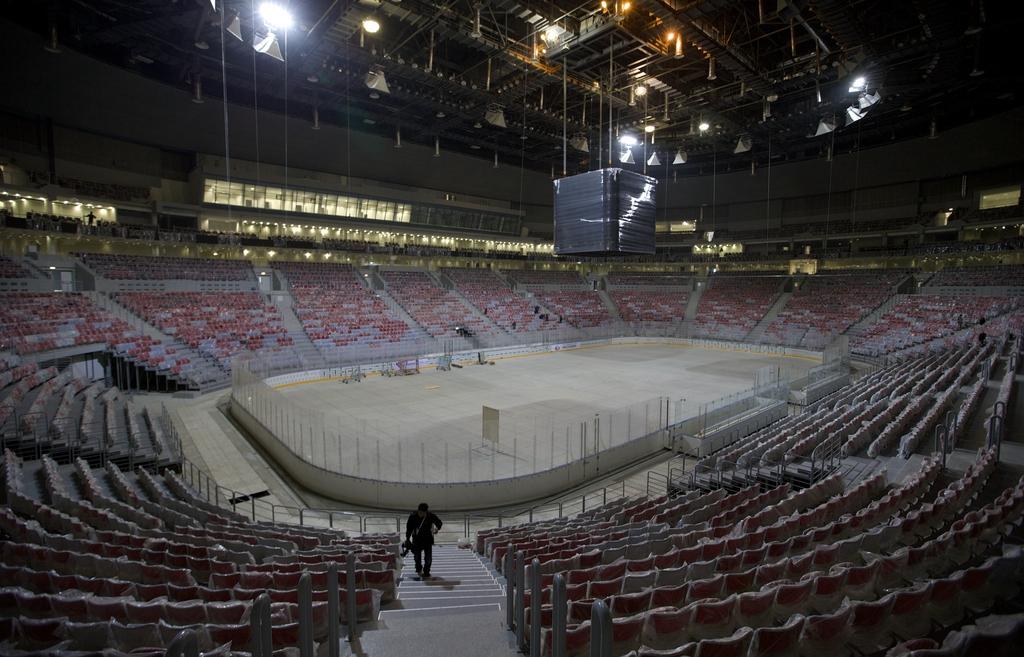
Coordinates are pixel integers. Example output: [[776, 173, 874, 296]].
[[746, 292, 792, 342], [845, 293, 904, 337], [269, 292, 324, 367], [352, 545, 517, 657], [598, 289, 622, 321], [374, 287, 434, 342], [431, 271, 509, 336], [683, 285, 704, 321]]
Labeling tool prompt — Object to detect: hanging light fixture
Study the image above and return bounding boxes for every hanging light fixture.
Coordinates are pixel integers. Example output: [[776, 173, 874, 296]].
[[493, 151, 499, 168], [394, 126, 402, 148], [226, 12, 243, 41], [707, 57, 717, 80], [485, 104, 507, 128], [733, 136, 752, 154], [254, 32, 285, 61], [191, 75, 204, 104], [365, 67, 390, 94], [815, 116, 837, 136], [254, 2, 292, 61], [362, 18, 381, 34], [928, 117, 938, 139], [647, 151, 661, 166], [858, 90, 881, 109], [569, 134, 589, 152], [433, 136, 441, 157], [673, 149, 687, 164], [619, 148, 635, 164], [845, 105, 867, 125], [312, 106, 321, 131], [674, 35, 684, 59]]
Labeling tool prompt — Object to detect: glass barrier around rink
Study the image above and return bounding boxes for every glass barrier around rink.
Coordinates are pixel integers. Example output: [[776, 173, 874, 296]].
[[232, 352, 676, 484]]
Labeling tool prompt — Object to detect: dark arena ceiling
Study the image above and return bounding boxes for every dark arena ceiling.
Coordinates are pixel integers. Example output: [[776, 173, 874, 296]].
[[6, 0, 1024, 177]]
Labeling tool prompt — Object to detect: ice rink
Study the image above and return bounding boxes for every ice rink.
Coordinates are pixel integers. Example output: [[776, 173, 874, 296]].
[[271, 343, 818, 483]]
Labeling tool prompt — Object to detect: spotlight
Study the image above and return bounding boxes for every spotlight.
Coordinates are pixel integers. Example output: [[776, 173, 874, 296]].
[[698, 120, 710, 132], [673, 149, 687, 164], [858, 90, 881, 109], [226, 13, 243, 41], [485, 104, 507, 128], [569, 135, 589, 152], [365, 68, 390, 94], [634, 84, 647, 97], [848, 76, 866, 93], [259, 3, 293, 31], [254, 33, 284, 61], [674, 37, 684, 59], [543, 26, 560, 43], [815, 117, 836, 136], [618, 134, 638, 146], [845, 105, 867, 125], [362, 18, 380, 33]]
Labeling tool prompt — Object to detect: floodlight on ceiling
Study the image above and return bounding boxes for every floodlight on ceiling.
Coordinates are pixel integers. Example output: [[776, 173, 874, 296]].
[[569, 135, 589, 153], [647, 152, 661, 166], [253, 32, 284, 61], [619, 148, 635, 164], [846, 105, 867, 125], [733, 136, 752, 154], [259, 3, 294, 31], [848, 76, 867, 93], [365, 68, 390, 94], [644, 124, 655, 134], [858, 90, 881, 109], [226, 13, 243, 41], [698, 120, 710, 132], [618, 134, 638, 146], [815, 117, 837, 136], [485, 104, 507, 128], [634, 83, 647, 97], [362, 18, 381, 33], [673, 149, 687, 165]]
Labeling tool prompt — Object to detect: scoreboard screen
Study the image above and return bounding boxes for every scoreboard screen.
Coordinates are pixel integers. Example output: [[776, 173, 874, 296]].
[[553, 168, 657, 256]]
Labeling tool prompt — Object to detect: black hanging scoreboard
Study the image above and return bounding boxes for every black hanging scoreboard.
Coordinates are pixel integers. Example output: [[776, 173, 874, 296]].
[[553, 168, 658, 256]]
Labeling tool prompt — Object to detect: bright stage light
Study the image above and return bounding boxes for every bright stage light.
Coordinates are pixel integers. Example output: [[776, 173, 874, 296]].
[[260, 3, 294, 31]]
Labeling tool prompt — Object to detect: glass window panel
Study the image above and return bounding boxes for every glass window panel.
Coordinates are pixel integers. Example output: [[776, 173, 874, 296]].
[[979, 186, 1020, 209]]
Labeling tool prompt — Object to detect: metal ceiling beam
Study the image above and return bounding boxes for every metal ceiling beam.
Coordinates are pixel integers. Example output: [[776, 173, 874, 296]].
[[647, 0, 774, 96]]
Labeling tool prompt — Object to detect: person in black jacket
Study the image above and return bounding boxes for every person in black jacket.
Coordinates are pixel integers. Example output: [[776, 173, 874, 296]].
[[405, 502, 442, 577]]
